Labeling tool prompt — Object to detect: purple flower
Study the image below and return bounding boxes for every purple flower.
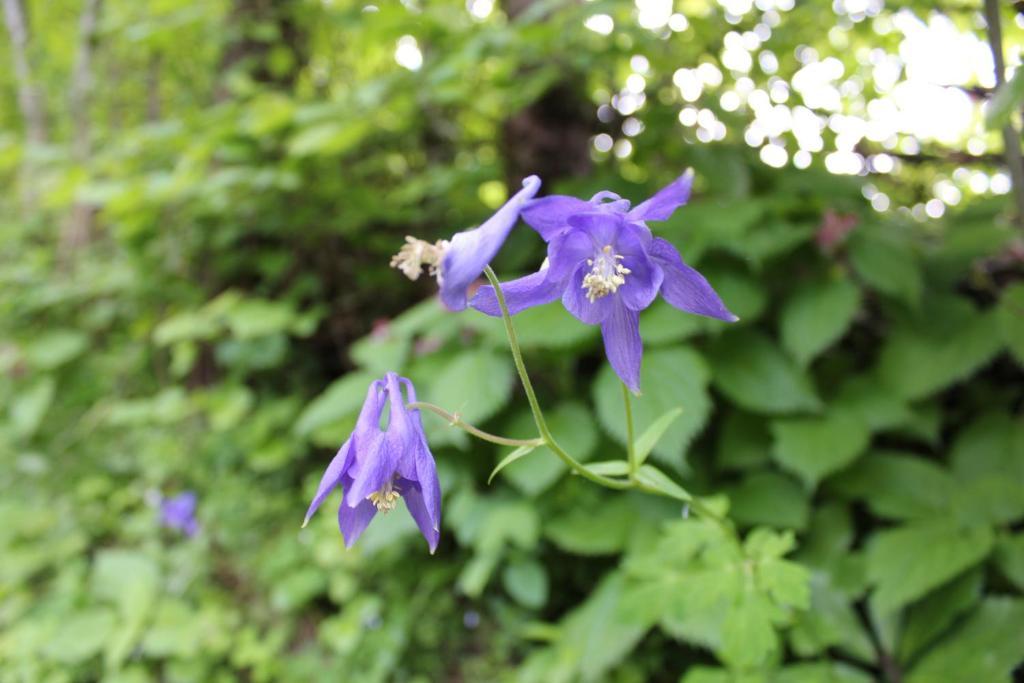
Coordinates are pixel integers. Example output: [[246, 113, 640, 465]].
[[471, 171, 736, 392], [160, 491, 199, 536], [391, 176, 541, 311], [303, 372, 442, 553]]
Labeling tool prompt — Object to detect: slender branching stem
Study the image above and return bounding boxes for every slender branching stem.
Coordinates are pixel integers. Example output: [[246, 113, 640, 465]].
[[482, 266, 631, 490], [408, 401, 544, 447]]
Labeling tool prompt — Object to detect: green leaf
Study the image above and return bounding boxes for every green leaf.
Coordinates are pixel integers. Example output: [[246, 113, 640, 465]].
[[907, 598, 1024, 683], [716, 410, 771, 471], [831, 451, 955, 521], [875, 297, 1002, 401], [899, 569, 983, 661], [42, 608, 117, 664], [720, 592, 777, 670], [639, 299, 707, 345], [724, 471, 810, 530], [997, 283, 1024, 366], [780, 276, 861, 366], [950, 412, 1024, 486], [985, 67, 1024, 130], [502, 559, 549, 609], [832, 377, 912, 434], [995, 533, 1024, 591], [288, 119, 370, 157], [593, 347, 711, 467], [849, 230, 922, 306], [224, 299, 297, 339], [708, 330, 821, 415], [505, 301, 599, 349], [545, 496, 641, 556], [24, 329, 89, 370], [9, 377, 56, 438], [634, 407, 684, 467], [790, 571, 876, 664], [583, 460, 631, 476], [421, 349, 514, 448], [293, 370, 378, 438], [635, 464, 692, 503], [489, 444, 537, 484], [770, 409, 870, 488], [866, 519, 994, 612]]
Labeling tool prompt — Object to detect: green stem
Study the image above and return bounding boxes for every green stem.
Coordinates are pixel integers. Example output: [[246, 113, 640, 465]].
[[408, 401, 544, 448], [622, 383, 637, 475], [482, 266, 631, 491]]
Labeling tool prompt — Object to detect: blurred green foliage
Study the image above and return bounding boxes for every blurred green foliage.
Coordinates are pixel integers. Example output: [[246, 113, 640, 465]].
[[1, 0, 1023, 681]]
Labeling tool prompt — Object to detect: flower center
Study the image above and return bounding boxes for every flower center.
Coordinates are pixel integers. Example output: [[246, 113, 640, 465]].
[[367, 479, 402, 512], [390, 237, 450, 283], [581, 245, 630, 303]]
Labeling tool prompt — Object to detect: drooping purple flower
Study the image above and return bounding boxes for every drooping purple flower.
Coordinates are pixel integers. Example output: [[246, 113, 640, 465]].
[[303, 372, 442, 553], [471, 171, 736, 392], [160, 491, 199, 536], [390, 175, 542, 311]]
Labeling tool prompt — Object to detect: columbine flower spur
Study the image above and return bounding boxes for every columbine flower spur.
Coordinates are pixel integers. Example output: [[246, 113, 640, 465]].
[[471, 170, 737, 392], [303, 372, 442, 553], [391, 175, 541, 311]]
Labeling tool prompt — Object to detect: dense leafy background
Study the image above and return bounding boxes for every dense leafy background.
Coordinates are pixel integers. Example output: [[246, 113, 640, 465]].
[[1, 0, 1023, 681]]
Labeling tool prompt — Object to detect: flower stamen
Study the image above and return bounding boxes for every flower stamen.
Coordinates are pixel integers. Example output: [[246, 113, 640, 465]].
[[367, 479, 402, 513], [582, 245, 631, 303], [390, 236, 450, 282]]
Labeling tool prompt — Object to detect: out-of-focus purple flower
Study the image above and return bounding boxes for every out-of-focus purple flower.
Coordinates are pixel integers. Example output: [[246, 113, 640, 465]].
[[390, 176, 541, 311], [471, 171, 736, 392], [160, 491, 199, 536], [303, 372, 442, 553]]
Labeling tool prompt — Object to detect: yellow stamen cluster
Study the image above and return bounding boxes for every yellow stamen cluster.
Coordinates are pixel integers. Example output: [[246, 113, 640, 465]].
[[389, 236, 449, 282], [367, 481, 401, 513], [581, 245, 631, 303]]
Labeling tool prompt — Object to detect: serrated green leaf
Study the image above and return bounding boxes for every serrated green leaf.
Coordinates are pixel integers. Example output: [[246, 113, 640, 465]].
[[720, 592, 777, 670], [293, 370, 378, 438], [875, 297, 1002, 401], [849, 230, 922, 306], [545, 496, 640, 556], [422, 349, 514, 448], [780, 276, 861, 366], [635, 407, 684, 467], [716, 410, 771, 471], [489, 444, 537, 484], [708, 330, 821, 415], [995, 533, 1024, 591], [866, 519, 993, 612], [593, 347, 711, 467], [907, 598, 1024, 683], [770, 409, 870, 488], [725, 471, 810, 530], [899, 569, 982, 662], [831, 451, 955, 521], [949, 412, 1024, 486], [790, 571, 875, 664]]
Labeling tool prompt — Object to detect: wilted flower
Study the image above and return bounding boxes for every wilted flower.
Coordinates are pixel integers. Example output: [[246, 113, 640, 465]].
[[160, 491, 199, 536], [471, 171, 736, 392], [390, 175, 541, 311], [303, 372, 442, 552]]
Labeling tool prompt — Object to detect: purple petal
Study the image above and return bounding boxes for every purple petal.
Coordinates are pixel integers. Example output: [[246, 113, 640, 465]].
[[566, 211, 622, 247], [302, 438, 354, 526], [562, 263, 616, 325], [648, 238, 738, 321], [544, 226, 600, 283], [521, 195, 592, 241], [413, 441, 441, 533], [627, 170, 694, 222], [470, 270, 561, 317], [345, 433, 396, 504], [338, 494, 378, 548], [440, 175, 542, 311], [613, 226, 663, 311], [401, 480, 441, 553], [600, 302, 643, 393]]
